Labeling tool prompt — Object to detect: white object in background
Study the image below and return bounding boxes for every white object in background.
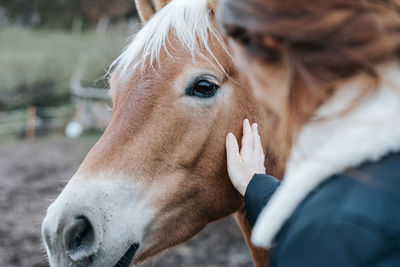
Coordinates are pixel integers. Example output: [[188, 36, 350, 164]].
[[65, 121, 83, 139]]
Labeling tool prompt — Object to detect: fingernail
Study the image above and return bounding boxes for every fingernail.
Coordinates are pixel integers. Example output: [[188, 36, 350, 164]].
[[254, 123, 258, 129], [227, 133, 234, 139]]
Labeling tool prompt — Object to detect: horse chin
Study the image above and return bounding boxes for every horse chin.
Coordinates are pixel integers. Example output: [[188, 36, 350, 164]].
[[132, 217, 208, 265], [114, 243, 140, 267]]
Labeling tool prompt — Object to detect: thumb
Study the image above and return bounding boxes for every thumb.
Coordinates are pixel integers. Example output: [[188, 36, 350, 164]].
[[226, 133, 241, 165]]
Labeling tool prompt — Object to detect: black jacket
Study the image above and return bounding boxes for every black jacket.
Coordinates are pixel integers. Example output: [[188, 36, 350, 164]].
[[245, 152, 400, 267]]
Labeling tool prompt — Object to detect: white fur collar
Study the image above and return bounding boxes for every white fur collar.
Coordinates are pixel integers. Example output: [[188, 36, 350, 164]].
[[251, 61, 400, 248]]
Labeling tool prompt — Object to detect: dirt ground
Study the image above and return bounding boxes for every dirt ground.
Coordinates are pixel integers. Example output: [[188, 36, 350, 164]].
[[0, 135, 253, 267]]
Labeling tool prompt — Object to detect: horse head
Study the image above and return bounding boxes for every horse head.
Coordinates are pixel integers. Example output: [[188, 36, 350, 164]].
[[42, 0, 282, 266]]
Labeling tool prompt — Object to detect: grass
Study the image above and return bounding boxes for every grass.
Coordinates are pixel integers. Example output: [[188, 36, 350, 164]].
[[0, 27, 130, 110]]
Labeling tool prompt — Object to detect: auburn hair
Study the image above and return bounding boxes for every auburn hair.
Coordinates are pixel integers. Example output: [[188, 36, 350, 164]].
[[218, 0, 400, 157]]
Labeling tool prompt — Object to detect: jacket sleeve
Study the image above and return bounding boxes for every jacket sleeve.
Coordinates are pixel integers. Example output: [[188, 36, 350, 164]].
[[244, 174, 281, 227]]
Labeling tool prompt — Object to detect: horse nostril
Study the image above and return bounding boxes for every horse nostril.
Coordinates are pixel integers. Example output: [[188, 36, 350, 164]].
[[63, 216, 97, 261]]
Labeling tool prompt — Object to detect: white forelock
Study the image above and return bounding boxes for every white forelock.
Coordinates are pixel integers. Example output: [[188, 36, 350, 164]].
[[111, 0, 228, 79]]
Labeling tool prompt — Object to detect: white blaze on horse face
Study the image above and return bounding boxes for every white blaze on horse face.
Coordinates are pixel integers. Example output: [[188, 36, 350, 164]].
[[42, 172, 157, 266]]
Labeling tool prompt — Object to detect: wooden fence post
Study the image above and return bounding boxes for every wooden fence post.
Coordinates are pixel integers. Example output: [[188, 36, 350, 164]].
[[25, 106, 37, 140]]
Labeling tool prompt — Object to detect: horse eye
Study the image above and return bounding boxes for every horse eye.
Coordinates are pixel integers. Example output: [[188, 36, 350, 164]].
[[187, 79, 219, 98]]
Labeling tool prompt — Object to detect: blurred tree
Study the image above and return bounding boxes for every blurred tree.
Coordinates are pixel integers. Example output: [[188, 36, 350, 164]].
[[0, 0, 137, 29]]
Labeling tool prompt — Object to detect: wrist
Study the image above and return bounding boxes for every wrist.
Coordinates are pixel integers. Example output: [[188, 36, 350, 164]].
[[236, 173, 254, 196], [236, 184, 247, 196]]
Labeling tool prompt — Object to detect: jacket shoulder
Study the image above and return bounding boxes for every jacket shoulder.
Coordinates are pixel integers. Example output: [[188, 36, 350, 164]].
[[272, 153, 400, 266], [295, 152, 400, 235]]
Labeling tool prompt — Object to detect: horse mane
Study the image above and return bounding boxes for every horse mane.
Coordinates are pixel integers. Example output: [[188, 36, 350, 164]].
[[111, 0, 229, 79]]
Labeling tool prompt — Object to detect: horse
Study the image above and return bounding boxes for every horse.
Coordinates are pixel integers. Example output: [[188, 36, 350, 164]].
[[41, 0, 284, 266]]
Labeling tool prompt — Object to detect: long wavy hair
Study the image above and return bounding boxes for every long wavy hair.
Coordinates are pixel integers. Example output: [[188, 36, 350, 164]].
[[218, 0, 400, 157]]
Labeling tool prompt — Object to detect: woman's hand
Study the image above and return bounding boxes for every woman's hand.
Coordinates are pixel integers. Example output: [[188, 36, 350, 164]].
[[226, 119, 266, 196]]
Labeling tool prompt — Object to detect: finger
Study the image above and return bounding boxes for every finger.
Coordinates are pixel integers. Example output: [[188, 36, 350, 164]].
[[253, 123, 265, 156], [259, 143, 265, 158], [241, 119, 253, 157], [252, 123, 264, 156], [226, 133, 241, 165], [252, 123, 260, 151]]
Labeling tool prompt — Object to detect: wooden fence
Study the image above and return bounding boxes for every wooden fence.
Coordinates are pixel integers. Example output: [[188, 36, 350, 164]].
[[0, 56, 111, 139], [0, 106, 75, 138]]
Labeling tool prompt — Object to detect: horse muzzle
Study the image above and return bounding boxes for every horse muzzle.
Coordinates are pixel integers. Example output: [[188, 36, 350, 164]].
[[42, 173, 154, 267], [42, 209, 103, 265]]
